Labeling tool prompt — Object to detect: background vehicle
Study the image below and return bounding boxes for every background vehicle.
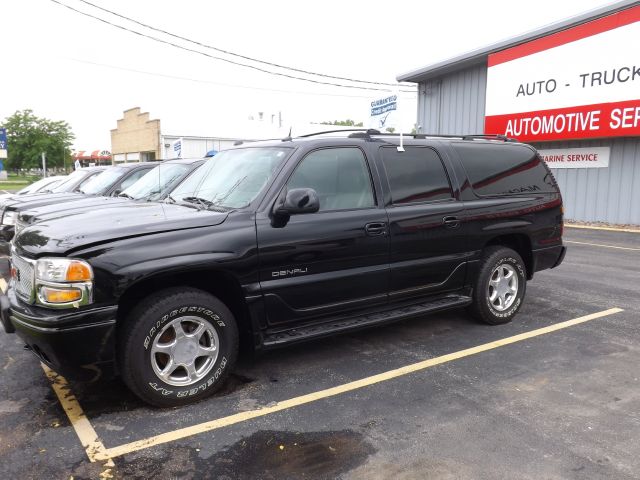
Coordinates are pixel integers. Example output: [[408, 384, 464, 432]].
[[1, 131, 565, 407], [33, 167, 105, 195], [0, 175, 67, 201], [0, 163, 154, 243], [14, 158, 205, 236]]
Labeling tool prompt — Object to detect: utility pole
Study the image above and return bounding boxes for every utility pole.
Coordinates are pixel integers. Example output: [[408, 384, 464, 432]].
[[41, 152, 47, 178]]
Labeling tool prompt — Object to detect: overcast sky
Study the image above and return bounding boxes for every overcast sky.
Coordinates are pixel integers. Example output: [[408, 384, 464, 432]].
[[3, 0, 619, 149]]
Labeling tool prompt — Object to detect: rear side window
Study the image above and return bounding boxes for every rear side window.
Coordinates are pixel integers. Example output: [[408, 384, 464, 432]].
[[381, 146, 453, 204], [454, 143, 555, 196]]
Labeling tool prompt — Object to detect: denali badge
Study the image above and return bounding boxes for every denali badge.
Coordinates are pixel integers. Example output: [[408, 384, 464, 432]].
[[272, 267, 308, 278]]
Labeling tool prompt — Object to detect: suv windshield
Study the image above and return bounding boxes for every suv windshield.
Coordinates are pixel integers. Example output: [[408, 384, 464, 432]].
[[79, 168, 125, 195], [170, 147, 290, 209], [49, 169, 91, 193], [122, 163, 191, 201]]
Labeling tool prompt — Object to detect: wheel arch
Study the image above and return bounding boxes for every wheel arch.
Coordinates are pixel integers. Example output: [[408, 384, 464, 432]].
[[116, 269, 254, 341], [484, 233, 533, 280]]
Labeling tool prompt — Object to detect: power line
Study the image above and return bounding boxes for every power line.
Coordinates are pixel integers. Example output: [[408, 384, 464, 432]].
[[68, 57, 418, 99], [76, 0, 413, 89], [50, 0, 416, 93]]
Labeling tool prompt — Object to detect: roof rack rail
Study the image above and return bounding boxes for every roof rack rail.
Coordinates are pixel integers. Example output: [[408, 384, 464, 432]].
[[292, 129, 518, 142], [365, 132, 464, 139], [461, 134, 517, 142], [298, 128, 381, 138]]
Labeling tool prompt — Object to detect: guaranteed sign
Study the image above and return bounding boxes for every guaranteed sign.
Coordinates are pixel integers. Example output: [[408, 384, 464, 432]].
[[485, 6, 640, 142], [368, 95, 398, 131]]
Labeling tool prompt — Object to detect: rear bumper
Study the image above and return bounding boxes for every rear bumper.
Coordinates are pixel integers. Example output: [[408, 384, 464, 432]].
[[552, 245, 567, 269], [532, 244, 567, 275], [1, 289, 118, 381]]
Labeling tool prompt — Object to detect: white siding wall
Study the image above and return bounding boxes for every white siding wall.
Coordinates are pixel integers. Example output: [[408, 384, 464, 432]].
[[161, 136, 240, 160], [538, 138, 640, 225]]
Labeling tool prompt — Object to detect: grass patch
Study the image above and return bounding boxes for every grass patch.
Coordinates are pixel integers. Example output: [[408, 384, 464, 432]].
[[0, 175, 40, 192]]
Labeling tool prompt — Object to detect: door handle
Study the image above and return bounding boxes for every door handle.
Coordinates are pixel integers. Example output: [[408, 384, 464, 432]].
[[442, 216, 461, 229], [365, 222, 387, 236]]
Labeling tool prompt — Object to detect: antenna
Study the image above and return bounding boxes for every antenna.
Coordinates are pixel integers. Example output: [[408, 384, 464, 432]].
[[282, 127, 292, 142]]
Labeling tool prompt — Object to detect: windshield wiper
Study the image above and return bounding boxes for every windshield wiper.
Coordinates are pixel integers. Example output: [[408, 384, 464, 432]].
[[118, 192, 134, 199], [162, 194, 196, 210], [182, 196, 214, 210]]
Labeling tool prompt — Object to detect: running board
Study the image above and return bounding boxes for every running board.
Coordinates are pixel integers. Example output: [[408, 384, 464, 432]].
[[263, 294, 472, 348]]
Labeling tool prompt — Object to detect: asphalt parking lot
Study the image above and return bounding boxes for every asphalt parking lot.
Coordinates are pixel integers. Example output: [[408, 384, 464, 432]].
[[0, 226, 639, 480]]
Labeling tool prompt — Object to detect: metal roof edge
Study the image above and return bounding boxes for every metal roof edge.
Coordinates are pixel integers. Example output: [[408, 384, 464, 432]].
[[397, 0, 640, 83]]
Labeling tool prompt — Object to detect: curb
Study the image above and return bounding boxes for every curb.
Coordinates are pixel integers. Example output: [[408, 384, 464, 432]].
[[565, 224, 640, 234]]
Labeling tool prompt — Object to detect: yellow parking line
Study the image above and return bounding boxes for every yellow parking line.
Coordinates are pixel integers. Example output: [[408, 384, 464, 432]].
[[86, 307, 623, 461], [565, 240, 640, 251], [41, 364, 115, 472], [565, 224, 640, 234]]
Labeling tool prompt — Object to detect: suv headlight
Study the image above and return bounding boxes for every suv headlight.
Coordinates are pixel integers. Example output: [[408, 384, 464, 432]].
[[2, 210, 16, 225], [35, 258, 93, 306]]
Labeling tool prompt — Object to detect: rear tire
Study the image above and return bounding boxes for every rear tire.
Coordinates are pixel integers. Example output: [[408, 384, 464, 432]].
[[468, 246, 526, 325], [119, 287, 239, 407]]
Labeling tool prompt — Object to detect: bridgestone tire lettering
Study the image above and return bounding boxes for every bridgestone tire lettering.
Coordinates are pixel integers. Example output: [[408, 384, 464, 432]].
[[119, 287, 239, 407]]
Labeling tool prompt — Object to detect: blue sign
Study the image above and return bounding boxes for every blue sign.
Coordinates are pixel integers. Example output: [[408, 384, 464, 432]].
[[0, 128, 7, 163]]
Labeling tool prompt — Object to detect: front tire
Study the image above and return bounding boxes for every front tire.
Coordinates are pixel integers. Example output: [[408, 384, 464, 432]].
[[119, 287, 239, 407], [468, 246, 527, 325]]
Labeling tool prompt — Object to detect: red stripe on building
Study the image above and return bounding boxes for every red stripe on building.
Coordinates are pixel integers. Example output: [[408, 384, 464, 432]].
[[488, 4, 640, 67], [484, 99, 640, 142]]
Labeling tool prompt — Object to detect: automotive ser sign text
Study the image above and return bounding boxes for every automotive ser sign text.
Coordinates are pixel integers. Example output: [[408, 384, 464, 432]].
[[485, 6, 640, 142]]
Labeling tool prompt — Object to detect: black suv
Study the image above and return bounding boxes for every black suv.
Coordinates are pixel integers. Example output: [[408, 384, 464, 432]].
[[0, 131, 566, 407]]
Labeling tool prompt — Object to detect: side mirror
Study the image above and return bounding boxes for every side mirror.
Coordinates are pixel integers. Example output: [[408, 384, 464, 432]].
[[272, 188, 319, 226], [112, 189, 122, 197]]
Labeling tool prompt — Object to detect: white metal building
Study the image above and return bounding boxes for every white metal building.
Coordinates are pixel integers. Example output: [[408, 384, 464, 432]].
[[398, 0, 640, 225], [160, 135, 244, 160]]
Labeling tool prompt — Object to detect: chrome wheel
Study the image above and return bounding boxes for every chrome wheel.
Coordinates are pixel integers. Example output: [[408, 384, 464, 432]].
[[150, 316, 219, 386], [487, 263, 518, 312]]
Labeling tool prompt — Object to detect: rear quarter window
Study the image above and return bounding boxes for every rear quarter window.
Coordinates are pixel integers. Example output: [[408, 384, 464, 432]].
[[454, 143, 556, 196]]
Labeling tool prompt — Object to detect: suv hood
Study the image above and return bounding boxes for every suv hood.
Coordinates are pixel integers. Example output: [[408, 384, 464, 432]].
[[15, 202, 229, 257], [19, 196, 131, 224], [2, 192, 85, 212]]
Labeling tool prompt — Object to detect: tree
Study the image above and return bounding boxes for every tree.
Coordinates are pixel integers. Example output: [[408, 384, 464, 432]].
[[319, 119, 364, 127], [1, 109, 75, 172]]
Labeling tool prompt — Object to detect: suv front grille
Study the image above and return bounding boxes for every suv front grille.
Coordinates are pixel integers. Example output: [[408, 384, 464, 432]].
[[11, 252, 35, 302]]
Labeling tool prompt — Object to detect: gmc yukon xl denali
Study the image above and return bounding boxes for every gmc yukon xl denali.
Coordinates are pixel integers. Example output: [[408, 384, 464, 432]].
[[0, 131, 566, 407]]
